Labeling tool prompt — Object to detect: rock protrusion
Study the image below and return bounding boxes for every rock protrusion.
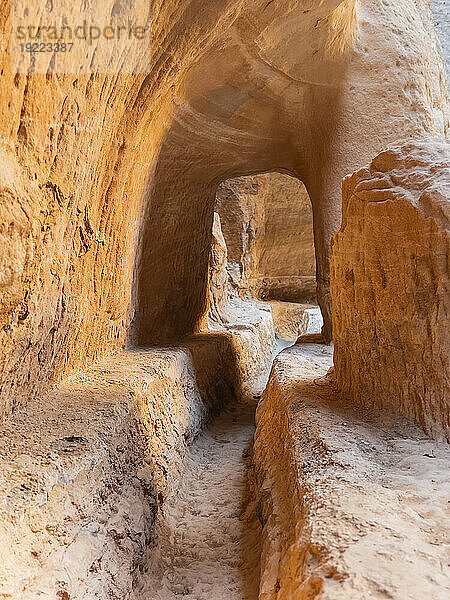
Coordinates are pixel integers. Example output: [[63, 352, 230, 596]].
[[331, 138, 450, 441]]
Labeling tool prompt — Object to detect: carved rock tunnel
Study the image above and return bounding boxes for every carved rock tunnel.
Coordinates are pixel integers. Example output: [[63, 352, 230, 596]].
[[0, 0, 449, 599]]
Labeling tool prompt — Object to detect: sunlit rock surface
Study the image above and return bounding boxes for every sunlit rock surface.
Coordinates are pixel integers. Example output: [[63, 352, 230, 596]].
[[0, 0, 448, 597], [253, 343, 450, 599], [0, 350, 205, 599], [1, 0, 447, 418], [331, 139, 450, 441], [215, 173, 316, 303]]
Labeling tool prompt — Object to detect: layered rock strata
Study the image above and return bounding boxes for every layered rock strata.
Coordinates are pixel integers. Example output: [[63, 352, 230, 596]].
[[2, 0, 448, 421]]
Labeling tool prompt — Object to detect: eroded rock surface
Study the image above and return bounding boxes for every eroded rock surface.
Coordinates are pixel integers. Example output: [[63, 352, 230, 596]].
[[205, 212, 276, 398], [0, 1, 449, 598], [331, 139, 450, 441], [0, 349, 206, 599], [253, 343, 450, 599], [2, 0, 447, 418], [134, 402, 262, 600], [215, 173, 316, 303], [269, 301, 310, 342]]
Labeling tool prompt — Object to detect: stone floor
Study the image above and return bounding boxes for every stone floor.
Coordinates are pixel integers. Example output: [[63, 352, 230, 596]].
[[134, 401, 261, 600]]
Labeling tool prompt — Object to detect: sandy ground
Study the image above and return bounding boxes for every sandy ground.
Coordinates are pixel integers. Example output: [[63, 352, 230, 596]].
[[134, 401, 262, 600]]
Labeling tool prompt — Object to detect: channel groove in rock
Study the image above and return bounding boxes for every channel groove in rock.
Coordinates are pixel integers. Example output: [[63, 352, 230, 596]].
[[135, 401, 262, 600]]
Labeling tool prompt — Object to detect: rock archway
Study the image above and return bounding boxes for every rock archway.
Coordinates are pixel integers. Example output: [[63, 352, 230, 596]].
[[129, 0, 446, 347], [1, 0, 446, 412], [132, 165, 320, 344]]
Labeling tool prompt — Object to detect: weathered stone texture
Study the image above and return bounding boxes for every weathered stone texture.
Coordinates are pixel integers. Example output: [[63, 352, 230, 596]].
[[1, 0, 447, 416], [269, 301, 310, 342], [205, 212, 276, 397], [0, 1, 449, 597], [215, 173, 316, 303], [331, 139, 450, 441], [0, 349, 206, 599], [253, 343, 450, 599]]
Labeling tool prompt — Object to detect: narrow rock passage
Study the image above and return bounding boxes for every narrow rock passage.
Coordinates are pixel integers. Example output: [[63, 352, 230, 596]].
[[137, 401, 262, 600], [133, 337, 296, 600]]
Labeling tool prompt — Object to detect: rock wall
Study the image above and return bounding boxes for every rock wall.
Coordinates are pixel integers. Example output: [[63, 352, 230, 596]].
[[331, 139, 450, 441], [1, 0, 448, 418], [215, 173, 316, 303]]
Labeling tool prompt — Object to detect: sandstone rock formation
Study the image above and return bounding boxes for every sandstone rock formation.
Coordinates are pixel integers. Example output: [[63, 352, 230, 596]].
[[2, 0, 446, 422], [268, 301, 310, 342], [0, 0, 449, 598], [205, 212, 276, 397], [253, 342, 450, 599], [331, 139, 450, 441], [215, 173, 316, 303], [208, 212, 231, 325], [0, 349, 206, 599]]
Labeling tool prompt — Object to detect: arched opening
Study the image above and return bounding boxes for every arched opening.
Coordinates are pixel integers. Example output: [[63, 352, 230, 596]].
[[132, 162, 324, 349], [208, 172, 323, 344], [216, 172, 316, 304]]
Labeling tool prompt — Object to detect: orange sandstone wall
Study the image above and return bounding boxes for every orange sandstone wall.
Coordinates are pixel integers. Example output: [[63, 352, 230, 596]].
[[331, 139, 450, 441], [215, 173, 316, 303], [0, 0, 258, 418]]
